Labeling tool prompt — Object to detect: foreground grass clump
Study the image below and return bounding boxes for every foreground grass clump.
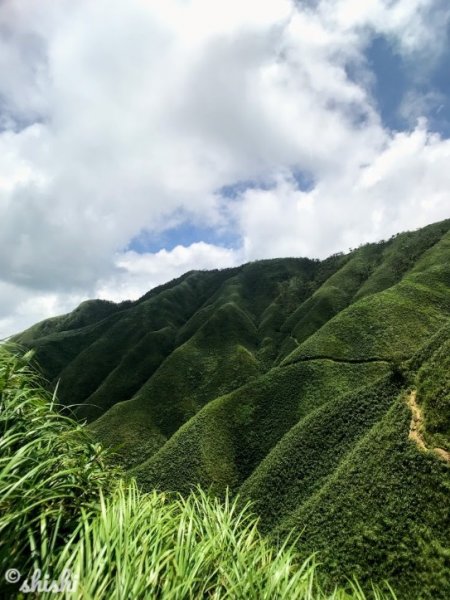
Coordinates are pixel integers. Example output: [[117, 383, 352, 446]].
[[0, 347, 112, 580], [54, 482, 397, 600], [0, 348, 396, 599]]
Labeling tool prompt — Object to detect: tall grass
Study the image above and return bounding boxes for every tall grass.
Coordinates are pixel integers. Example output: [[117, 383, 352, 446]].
[[0, 347, 113, 582], [53, 482, 397, 600], [0, 346, 396, 599]]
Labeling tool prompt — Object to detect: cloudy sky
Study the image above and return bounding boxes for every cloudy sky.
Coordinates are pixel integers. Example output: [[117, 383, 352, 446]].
[[1, 0, 449, 337]]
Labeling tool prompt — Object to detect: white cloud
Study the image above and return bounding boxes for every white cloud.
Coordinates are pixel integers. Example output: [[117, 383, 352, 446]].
[[234, 122, 450, 260], [322, 0, 450, 59], [0, 241, 239, 339], [0, 282, 86, 340], [0, 0, 449, 336], [96, 242, 239, 303]]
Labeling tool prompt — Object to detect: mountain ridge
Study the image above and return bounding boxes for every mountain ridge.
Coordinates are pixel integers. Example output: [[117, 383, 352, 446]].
[[13, 218, 450, 599]]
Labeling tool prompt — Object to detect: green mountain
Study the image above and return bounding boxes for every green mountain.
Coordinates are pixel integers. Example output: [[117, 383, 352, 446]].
[[14, 219, 450, 599]]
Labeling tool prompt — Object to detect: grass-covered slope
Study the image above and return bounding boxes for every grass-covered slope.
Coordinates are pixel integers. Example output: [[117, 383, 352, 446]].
[[283, 230, 450, 364], [13, 218, 450, 599], [414, 322, 450, 452], [131, 360, 390, 491], [278, 396, 450, 599], [243, 350, 450, 600], [0, 347, 396, 600]]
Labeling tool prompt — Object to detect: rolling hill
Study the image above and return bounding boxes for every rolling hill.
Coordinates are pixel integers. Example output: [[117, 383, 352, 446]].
[[13, 218, 450, 599]]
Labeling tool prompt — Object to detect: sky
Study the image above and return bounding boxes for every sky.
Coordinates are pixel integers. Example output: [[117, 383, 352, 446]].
[[0, 0, 449, 337]]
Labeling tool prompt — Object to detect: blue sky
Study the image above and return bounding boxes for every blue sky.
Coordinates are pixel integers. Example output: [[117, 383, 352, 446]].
[[0, 0, 449, 336], [128, 222, 241, 254], [367, 33, 450, 135]]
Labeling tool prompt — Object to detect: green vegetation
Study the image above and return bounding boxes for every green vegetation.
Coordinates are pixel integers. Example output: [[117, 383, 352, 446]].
[[131, 360, 390, 493], [12, 218, 450, 599], [0, 347, 111, 595], [414, 323, 450, 451], [0, 347, 398, 600]]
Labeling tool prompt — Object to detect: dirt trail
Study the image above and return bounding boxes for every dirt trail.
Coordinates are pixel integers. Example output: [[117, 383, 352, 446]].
[[406, 391, 450, 463], [289, 354, 391, 366]]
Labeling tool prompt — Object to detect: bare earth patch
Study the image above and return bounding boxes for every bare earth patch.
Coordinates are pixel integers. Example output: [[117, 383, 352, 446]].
[[406, 390, 450, 463]]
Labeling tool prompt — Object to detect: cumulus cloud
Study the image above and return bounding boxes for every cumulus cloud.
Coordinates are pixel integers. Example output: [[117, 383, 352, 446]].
[[233, 122, 450, 260], [0, 282, 87, 340], [0, 0, 449, 336], [96, 243, 239, 303]]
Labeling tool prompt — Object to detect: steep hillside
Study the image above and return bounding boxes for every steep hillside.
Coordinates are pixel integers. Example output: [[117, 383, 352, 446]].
[[14, 218, 450, 599], [1, 347, 396, 600]]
